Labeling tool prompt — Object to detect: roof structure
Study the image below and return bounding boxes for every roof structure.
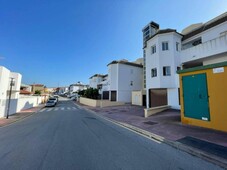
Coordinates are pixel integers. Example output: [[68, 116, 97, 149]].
[[182, 12, 227, 41], [143, 29, 182, 48], [107, 60, 143, 68]]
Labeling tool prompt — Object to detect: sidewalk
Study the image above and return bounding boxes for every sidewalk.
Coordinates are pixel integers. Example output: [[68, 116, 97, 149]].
[[0, 104, 44, 127], [76, 102, 227, 168]]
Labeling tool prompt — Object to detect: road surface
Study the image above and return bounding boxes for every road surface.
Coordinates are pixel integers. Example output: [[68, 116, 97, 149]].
[[0, 98, 223, 170]]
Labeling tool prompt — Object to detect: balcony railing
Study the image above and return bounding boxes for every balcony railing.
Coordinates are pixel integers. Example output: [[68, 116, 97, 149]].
[[181, 33, 227, 63]]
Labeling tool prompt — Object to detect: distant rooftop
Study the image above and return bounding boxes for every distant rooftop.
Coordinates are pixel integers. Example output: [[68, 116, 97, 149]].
[[107, 59, 143, 68]]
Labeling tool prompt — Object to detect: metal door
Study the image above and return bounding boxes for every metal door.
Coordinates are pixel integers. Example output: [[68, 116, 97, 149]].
[[182, 73, 210, 121], [111, 91, 116, 101]]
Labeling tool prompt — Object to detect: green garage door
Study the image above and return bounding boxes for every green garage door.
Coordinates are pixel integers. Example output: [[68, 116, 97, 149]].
[[182, 73, 210, 121]]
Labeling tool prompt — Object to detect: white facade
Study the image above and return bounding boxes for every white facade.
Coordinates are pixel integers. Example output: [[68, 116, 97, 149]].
[[89, 74, 106, 89], [181, 16, 227, 66], [0, 66, 22, 117], [108, 60, 143, 103], [144, 31, 182, 109], [98, 75, 110, 94], [143, 12, 227, 110], [69, 82, 87, 95]]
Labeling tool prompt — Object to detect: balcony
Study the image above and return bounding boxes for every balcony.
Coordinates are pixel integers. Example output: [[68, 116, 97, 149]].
[[181, 33, 227, 64]]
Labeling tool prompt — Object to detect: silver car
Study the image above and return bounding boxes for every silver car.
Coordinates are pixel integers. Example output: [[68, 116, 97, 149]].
[[45, 100, 56, 107]]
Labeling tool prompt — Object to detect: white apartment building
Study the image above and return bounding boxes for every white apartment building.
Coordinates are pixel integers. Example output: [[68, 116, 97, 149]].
[[143, 24, 182, 109], [107, 59, 143, 103], [68, 82, 87, 96], [143, 12, 227, 110], [97, 74, 110, 99], [0, 66, 22, 117], [89, 74, 107, 89], [181, 12, 227, 67]]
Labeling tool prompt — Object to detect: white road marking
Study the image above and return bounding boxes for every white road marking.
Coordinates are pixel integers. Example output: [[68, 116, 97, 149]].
[[46, 108, 52, 112], [39, 109, 46, 112]]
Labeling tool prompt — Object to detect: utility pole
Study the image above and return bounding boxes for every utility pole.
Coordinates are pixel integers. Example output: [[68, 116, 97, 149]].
[[6, 78, 15, 119]]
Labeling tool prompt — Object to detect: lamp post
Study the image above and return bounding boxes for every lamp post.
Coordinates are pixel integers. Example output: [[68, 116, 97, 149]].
[[6, 78, 15, 119]]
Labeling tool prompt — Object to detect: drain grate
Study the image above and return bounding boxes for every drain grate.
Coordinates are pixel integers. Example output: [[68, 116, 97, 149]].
[[143, 121, 158, 125], [177, 136, 227, 159]]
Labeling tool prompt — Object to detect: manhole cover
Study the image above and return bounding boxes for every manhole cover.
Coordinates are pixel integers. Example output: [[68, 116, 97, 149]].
[[143, 121, 158, 125]]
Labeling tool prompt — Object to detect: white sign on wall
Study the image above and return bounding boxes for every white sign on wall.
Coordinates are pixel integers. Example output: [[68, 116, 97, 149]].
[[213, 67, 224, 74]]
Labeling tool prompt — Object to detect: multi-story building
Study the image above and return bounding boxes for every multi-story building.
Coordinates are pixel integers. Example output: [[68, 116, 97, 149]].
[[177, 12, 227, 132], [89, 74, 107, 89], [97, 74, 110, 99], [143, 22, 182, 110], [143, 12, 227, 111], [68, 82, 88, 96], [107, 59, 143, 102], [181, 12, 227, 67]]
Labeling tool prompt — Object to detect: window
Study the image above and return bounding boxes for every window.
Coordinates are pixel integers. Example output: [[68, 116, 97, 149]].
[[163, 66, 171, 76], [151, 68, 157, 77], [176, 42, 179, 51], [162, 42, 169, 51], [151, 45, 156, 54]]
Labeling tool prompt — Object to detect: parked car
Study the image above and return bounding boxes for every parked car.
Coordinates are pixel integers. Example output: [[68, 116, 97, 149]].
[[48, 97, 58, 104], [53, 95, 59, 100], [45, 100, 56, 107]]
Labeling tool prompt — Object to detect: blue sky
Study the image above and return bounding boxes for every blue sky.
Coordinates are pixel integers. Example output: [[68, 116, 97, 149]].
[[0, 0, 226, 87]]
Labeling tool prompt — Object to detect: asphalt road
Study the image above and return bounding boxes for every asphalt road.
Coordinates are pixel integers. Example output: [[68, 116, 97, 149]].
[[0, 98, 223, 170]]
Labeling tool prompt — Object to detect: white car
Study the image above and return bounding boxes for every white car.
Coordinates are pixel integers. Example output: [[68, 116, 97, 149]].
[[48, 97, 58, 104], [45, 100, 56, 107]]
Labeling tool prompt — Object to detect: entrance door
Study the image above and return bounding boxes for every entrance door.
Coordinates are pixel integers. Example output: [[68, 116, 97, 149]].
[[143, 95, 146, 107], [182, 73, 210, 121], [111, 91, 117, 101], [102, 91, 109, 100]]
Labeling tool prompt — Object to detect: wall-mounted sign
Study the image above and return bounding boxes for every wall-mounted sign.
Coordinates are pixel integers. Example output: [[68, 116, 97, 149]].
[[213, 67, 224, 74]]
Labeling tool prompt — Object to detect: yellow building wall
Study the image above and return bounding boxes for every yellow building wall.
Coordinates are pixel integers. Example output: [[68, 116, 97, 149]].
[[180, 66, 227, 132]]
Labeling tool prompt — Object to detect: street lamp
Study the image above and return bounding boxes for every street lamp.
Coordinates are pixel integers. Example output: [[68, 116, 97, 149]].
[[6, 78, 15, 119]]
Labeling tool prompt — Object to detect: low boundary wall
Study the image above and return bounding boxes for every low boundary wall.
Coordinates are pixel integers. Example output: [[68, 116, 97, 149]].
[[80, 97, 125, 107]]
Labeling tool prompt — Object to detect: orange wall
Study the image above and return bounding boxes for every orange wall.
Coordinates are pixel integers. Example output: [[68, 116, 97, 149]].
[[180, 66, 227, 132]]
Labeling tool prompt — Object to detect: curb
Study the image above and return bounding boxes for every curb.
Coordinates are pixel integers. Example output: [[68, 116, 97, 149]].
[[74, 102, 227, 169]]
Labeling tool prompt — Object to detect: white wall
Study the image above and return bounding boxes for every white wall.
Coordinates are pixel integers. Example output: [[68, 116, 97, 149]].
[[145, 32, 182, 109], [108, 63, 143, 102], [0, 67, 10, 117], [181, 22, 227, 64], [108, 64, 118, 90], [9, 72, 22, 99], [117, 90, 132, 103], [2, 96, 43, 117], [167, 88, 180, 110], [145, 32, 182, 89], [89, 76, 104, 89]]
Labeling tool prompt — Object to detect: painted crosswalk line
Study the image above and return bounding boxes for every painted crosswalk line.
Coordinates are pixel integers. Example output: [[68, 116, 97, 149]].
[[38, 107, 78, 112]]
